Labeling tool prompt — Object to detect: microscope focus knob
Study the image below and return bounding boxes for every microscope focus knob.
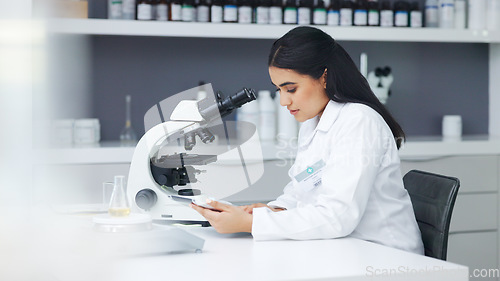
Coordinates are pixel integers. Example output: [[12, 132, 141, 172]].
[[135, 189, 158, 210]]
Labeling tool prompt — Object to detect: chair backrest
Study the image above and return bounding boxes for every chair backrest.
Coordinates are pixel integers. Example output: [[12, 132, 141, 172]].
[[403, 170, 460, 260]]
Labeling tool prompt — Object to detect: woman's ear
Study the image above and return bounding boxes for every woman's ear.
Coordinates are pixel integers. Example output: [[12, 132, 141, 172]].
[[322, 69, 327, 89]]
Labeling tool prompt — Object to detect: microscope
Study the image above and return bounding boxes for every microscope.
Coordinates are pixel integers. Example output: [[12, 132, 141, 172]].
[[127, 86, 257, 226]]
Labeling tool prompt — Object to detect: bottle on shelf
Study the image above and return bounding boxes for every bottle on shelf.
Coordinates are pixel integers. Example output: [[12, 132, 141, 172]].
[[393, 1, 409, 27], [327, 0, 341, 25], [238, 0, 253, 23], [379, 0, 393, 26], [468, 0, 487, 30], [276, 94, 298, 144], [236, 96, 259, 142], [156, 0, 169, 20], [256, 0, 270, 24], [298, 0, 313, 25], [258, 90, 276, 142], [120, 95, 138, 144], [409, 1, 422, 27], [354, 0, 368, 26], [122, 0, 136, 19], [197, 0, 211, 22], [137, 0, 154, 20], [339, 0, 354, 26], [211, 0, 224, 22], [269, 0, 283, 24], [367, 0, 380, 26], [439, 0, 455, 28], [152, 0, 158, 19], [182, 0, 196, 21], [108, 0, 123, 19], [486, 0, 499, 30], [170, 0, 183, 20], [283, 0, 298, 24], [454, 0, 466, 29], [424, 0, 438, 27], [224, 0, 239, 22], [313, 0, 328, 25]]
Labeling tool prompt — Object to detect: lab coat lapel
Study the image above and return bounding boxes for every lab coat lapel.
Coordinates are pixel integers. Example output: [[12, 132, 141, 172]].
[[298, 101, 344, 148]]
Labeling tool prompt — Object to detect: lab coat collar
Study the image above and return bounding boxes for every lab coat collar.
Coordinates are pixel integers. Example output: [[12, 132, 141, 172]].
[[298, 100, 345, 148]]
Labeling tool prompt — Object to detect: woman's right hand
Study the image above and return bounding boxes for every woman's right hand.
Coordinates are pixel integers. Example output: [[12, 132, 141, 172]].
[[239, 203, 285, 214]]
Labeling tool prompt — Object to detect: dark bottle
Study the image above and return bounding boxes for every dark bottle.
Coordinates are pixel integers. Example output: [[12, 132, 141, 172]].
[[313, 0, 327, 25], [379, 0, 393, 26], [394, 0, 409, 27], [339, 0, 353, 26], [269, 0, 283, 24], [211, 0, 224, 22], [137, 0, 154, 20], [327, 0, 340, 25], [197, 0, 210, 22], [367, 0, 379, 26], [353, 0, 368, 26], [170, 0, 183, 20], [298, 0, 313, 25], [409, 1, 422, 27], [224, 0, 238, 22], [283, 0, 298, 24]]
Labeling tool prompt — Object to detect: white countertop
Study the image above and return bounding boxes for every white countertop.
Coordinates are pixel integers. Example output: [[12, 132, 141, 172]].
[[40, 224, 468, 281], [36, 135, 500, 164], [399, 135, 500, 158], [110, 227, 468, 281]]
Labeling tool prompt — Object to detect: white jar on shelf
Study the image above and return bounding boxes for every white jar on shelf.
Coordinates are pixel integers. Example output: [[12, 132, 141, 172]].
[[276, 94, 298, 144], [236, 98, 259, 142], [74, 118, 101, 144], [258, 90, 276, 142], [52, 119, 75, 145]]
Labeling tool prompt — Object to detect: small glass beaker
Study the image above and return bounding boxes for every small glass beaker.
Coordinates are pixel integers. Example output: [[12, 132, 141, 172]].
[[108, 175, 131, 217]]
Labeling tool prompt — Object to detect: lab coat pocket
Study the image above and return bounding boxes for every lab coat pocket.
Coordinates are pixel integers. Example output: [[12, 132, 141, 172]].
[[293, 159, 325, 193]]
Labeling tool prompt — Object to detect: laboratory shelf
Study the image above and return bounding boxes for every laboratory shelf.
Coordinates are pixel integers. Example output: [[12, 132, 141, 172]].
[[34, 135, 500, 165], [34, 141, 136, 165], [44, 18, 500, 43]]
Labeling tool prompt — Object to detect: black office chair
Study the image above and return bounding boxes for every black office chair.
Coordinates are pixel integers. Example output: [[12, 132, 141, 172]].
[[403, 170, 460, 260]]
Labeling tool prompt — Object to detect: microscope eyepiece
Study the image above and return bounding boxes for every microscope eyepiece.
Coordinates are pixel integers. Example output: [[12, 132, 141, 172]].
[[198, 88, 257, 120]]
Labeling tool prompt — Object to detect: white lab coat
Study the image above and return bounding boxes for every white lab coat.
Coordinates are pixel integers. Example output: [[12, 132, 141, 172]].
[[252, 100, 424, 255]]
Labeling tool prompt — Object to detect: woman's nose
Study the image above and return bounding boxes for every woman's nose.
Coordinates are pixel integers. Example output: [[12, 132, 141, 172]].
[[280, 93, 291, 107]]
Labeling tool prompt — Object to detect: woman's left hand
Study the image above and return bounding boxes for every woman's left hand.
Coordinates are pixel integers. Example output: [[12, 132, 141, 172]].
[[190, 200, 253, 234]]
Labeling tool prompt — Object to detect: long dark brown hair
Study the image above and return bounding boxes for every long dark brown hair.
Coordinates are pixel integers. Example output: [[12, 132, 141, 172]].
[[269, 26, 405, 149]]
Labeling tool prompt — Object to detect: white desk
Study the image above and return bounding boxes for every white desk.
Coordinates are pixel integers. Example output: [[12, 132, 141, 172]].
[[99, 227, 468, 281], [3, 218, 468, 281]]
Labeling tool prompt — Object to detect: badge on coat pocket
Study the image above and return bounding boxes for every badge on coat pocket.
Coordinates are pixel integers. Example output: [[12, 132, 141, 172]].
[[294, 159, 325, 191]]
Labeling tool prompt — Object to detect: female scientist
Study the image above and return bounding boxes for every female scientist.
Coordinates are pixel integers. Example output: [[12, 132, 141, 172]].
[[191, 26, 424, 255]]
